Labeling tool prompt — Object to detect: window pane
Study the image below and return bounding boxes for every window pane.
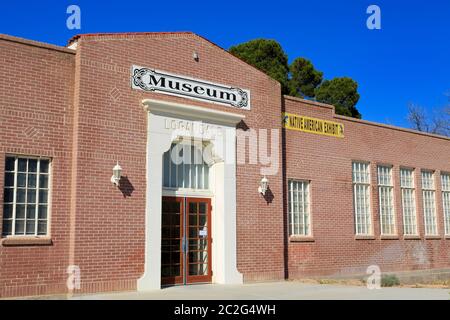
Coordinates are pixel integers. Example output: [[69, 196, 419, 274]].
[[39, 175, 49, 189], [5, 157, 15, 171], [27, 190, 36, 203], [199, 203, 206, 214], [3, 204, 13, 219], [163, 150, 170, 188], [26, 205, 36, 219], [28, 159, 37, 173], [16, 204, 25, 219], [4, 172, 14, 187], [3, 188, 14, 202], [26, 220, 36, 235], [15, 219, 25, 235], [18, 158, 27, 172], [40, 160, 49, 173], [170, 154, 177, 188], [37, 221, 47, 235], [17, 173, 26, 187], [441, 174, 450, 192], [204, 165, 209, 189], [2, 220, 12, 236], [17, 189, 26, 203], [28, 174, 37, 188], [38, 205, 47, 219], [39, 190, 48, 204]]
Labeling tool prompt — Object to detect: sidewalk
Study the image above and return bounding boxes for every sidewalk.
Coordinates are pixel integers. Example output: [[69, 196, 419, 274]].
[[64, 281, 450, 300]]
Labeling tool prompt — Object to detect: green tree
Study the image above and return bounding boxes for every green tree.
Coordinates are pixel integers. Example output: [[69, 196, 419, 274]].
[[229, 39, 289, 93], [289, 57, 323, 98], [229, 39, 362, 119], [315, 77, 361, 118]]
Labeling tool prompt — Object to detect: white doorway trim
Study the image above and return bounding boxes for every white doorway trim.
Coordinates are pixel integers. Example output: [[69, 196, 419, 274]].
[[137, 99, 244, 291]]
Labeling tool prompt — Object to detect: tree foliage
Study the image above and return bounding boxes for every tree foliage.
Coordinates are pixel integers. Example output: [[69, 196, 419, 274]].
[[229, 39, 362, 118], [229, 39, 289, 93], [315, 77, 361, 118], [289, 57, 323, 98]]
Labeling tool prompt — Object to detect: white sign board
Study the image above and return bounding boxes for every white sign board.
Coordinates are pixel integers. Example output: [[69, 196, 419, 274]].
[[131, 65, 251, 110]]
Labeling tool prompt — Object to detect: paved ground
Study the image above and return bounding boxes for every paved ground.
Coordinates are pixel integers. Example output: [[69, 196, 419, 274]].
[[63, 281, 450, 300]]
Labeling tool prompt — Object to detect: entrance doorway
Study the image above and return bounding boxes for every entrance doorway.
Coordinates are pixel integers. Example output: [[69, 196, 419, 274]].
[[161, 196, 212, 285]]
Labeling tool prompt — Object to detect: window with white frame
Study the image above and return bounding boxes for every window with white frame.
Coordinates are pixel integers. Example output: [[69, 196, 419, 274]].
[[352, 162, 372, 235], [400, 168, 418, 235], [441, 173, 450, 236], [163, 142, 209, 190], [288, 180, 311, 236], [2, 156, 50, 236], [378, 165, 396, 235], [421, 170, 438, 235]]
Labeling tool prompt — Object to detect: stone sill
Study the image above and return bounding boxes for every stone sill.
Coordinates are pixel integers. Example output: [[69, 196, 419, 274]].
[[424, 235, 442, 240], [289, 236, 315, 243], [354, 235, 375, 240], [1, 236, 53, 247], [403, 235, 421, 240], [380, 235, 399, 240]]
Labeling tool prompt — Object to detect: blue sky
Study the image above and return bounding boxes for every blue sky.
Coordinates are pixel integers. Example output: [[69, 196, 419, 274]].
[[1, 0, 448, 128]]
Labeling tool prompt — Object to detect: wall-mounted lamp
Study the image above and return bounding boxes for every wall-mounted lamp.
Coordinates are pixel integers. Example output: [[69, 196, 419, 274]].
[[258, 176, 269, 195], [193, 51, 199, 62], [111, 162, 122, 187]]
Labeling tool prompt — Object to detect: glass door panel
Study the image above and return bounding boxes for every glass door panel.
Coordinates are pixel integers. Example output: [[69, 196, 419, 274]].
[[161, 197, 184, 285]]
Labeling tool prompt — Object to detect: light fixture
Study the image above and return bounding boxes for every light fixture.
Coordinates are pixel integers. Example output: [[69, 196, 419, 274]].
[[111, 161, 122, 187], [258, 176, 269, 195], [193, 51, 199, 61]]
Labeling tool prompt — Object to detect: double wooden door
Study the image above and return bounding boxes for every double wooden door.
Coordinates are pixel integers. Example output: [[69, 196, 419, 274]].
[[161, 197, 212, 285]]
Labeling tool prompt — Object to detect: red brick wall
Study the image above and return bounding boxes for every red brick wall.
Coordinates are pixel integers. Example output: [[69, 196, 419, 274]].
[[0, 33, 286, 297], [69, 33, 285, 286], [284, 96, 450, 279], [0, 35, 75, 297]]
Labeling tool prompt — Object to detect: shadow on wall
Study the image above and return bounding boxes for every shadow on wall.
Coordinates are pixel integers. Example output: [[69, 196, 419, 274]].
[[118, 176, 134, 198], [236, 120, 250, 131], [263, 187, 274, 204]]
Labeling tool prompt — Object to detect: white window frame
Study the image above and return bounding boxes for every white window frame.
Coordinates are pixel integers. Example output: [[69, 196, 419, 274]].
[[441, 172, 450, 236], [400, 168, 418, 236], [352, 161, 372, 236], [377, 165, 396, 235], [288, 179, 311, 236], [2, 155, 51, 237], [421, 170, 438, 236]]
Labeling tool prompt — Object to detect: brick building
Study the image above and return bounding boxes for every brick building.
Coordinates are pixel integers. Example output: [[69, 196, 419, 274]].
[[0, 32, 449, 298]]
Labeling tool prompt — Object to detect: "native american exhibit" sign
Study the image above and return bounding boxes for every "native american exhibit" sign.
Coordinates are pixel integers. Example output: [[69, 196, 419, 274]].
[[282, 112, 344, 138], [131, 65, 250, 110]]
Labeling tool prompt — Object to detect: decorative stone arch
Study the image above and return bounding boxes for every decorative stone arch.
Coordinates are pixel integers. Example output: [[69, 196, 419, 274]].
[[138, 99, 244, 290]]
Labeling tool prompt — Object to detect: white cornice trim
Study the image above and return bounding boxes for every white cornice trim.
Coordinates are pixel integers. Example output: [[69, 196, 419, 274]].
[[142, 99, 245, 126]]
